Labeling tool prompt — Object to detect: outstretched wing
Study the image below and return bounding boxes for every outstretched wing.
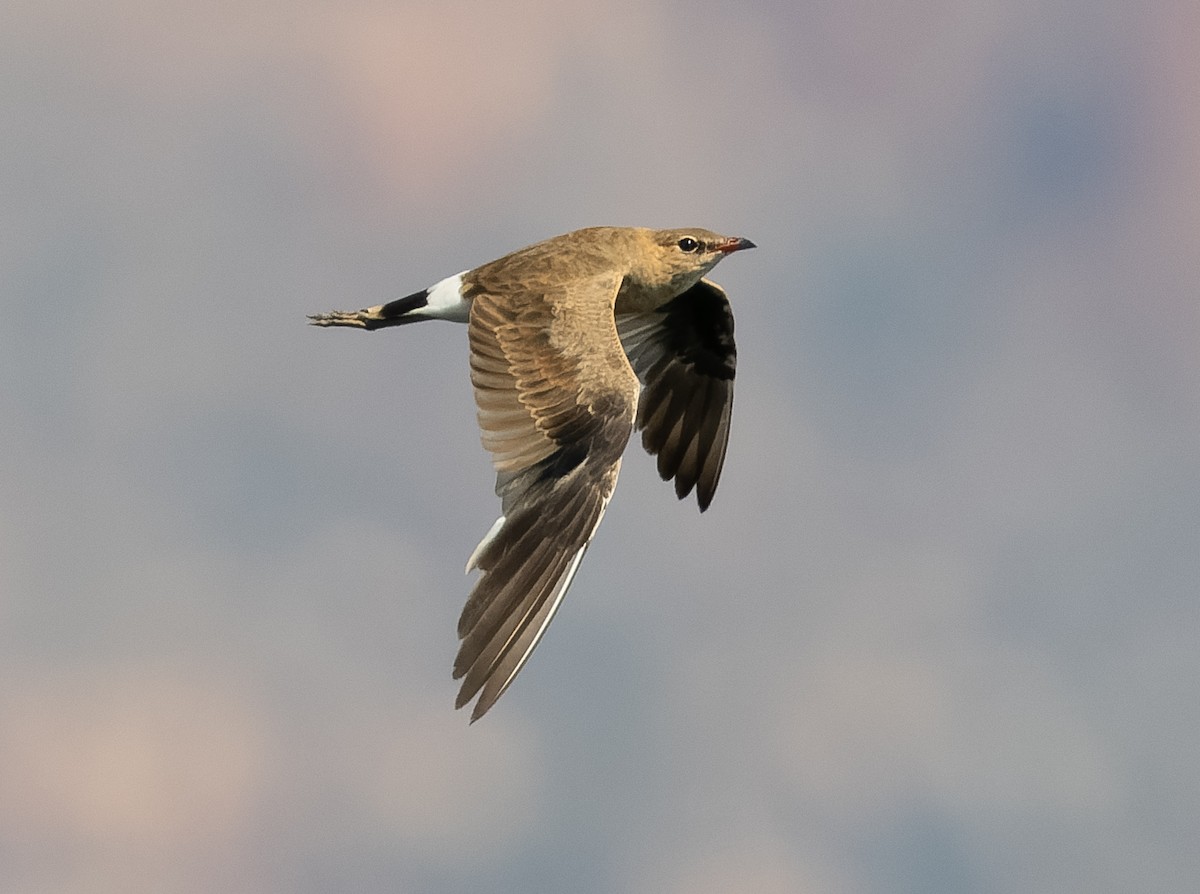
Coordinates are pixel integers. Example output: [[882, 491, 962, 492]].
[[456, 271, 639, 721], [617, 278, 736, 511]]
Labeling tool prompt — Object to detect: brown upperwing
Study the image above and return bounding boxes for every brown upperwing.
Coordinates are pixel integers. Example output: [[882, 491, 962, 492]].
[[455, 269, 639, 720]]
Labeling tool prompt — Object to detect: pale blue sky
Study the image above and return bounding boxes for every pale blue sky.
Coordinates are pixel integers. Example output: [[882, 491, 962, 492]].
[[3, 2, 1198, 892]]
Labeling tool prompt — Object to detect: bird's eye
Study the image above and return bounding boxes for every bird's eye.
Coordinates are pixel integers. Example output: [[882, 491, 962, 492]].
[[677, 237, 701, 253]]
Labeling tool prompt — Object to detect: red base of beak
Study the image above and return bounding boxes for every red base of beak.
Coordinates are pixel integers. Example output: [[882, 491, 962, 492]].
[[715, 237, 756, 253]]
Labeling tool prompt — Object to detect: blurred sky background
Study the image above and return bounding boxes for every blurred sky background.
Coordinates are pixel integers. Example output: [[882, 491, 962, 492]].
[[3, 1, 1199, 892]]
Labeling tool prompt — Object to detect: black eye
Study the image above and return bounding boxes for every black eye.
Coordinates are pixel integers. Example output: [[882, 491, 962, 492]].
[[677, 237, 700, 253]]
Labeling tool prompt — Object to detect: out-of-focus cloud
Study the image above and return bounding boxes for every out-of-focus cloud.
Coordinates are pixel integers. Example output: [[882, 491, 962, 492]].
[[3, 1, 1199, 892]]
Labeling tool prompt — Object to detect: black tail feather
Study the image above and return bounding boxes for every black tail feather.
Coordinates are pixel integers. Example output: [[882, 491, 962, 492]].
[[373, 288, 430, 326]]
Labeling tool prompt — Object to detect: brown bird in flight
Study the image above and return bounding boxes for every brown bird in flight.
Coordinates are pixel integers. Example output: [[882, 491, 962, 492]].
[[310, 226, 755, 720]]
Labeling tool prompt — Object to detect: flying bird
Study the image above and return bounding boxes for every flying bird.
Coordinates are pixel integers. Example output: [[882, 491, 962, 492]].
[[310, 226, 754, 720]]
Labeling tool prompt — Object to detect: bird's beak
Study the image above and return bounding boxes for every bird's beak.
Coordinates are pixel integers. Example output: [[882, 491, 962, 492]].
[[713, 236, 756, 254]]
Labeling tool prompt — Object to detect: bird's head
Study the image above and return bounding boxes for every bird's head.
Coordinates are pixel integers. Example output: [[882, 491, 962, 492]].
[[631, 228, 756, 300]]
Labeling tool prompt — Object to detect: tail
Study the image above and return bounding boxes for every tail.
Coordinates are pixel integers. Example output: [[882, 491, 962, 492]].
[[309, 272, 470, 330], [308, 289, 434, 330]]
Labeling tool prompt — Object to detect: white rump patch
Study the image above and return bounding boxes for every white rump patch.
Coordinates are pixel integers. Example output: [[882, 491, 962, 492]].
[[421, 271, 470, 322]]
